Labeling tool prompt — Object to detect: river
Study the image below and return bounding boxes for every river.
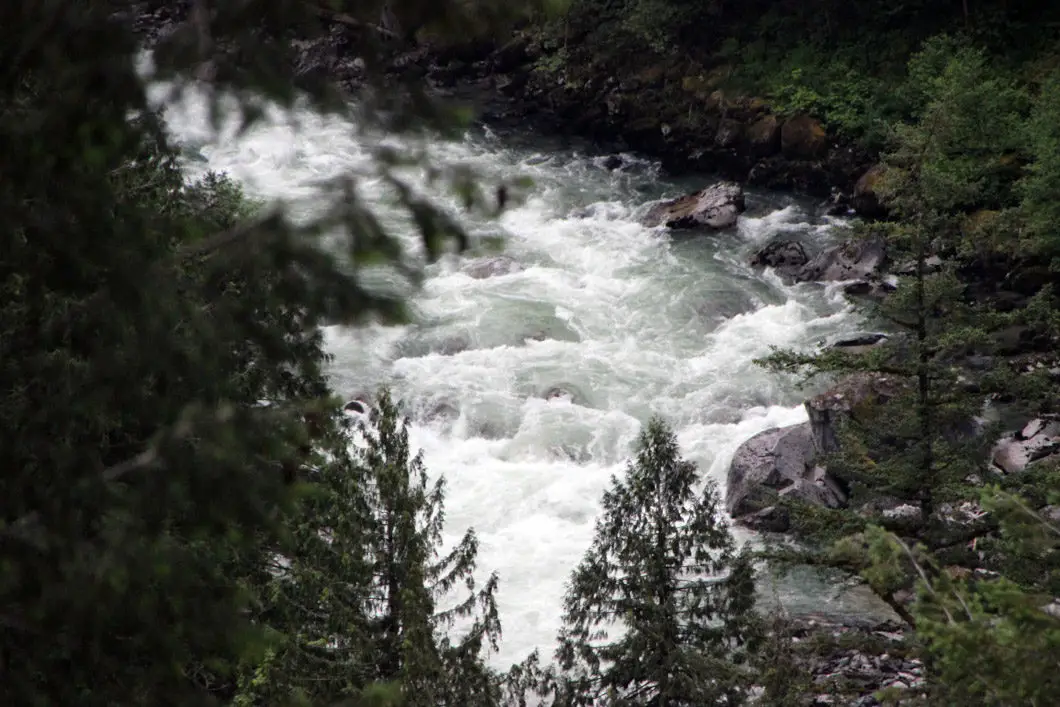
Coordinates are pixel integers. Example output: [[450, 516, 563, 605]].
[[157, 84, 890, 669]]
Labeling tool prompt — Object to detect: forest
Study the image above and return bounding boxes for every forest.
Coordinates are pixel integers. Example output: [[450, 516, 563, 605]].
[[2, 1, 1058, 705]]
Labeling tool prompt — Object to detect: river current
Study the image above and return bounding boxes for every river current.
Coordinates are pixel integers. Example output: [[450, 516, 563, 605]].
[[156, 83, 887, 669]]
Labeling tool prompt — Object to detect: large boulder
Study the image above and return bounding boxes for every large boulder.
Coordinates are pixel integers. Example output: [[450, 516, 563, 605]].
[[746, 114, 781, 157], [991, 416, 1060, 474], [796, 236, 887, 283], [749, 239, 810, 281], [805, 373, 907, 455], [851, 164, 890, 219], [642, 182, 745, 230], [781, 114, 828, 160], [726, 422, 847, 519]]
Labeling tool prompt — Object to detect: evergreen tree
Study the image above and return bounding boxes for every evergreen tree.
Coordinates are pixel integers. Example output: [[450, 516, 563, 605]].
[[757, 40, 1050, 616], [237, 389, 502, 706], [1, 1, 561, 704], [359, 390, 502, 707], [553, 417, 756, 707]]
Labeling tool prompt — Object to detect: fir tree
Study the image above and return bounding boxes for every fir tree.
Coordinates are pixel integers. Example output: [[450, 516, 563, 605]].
[[553, 417, 756, 707]]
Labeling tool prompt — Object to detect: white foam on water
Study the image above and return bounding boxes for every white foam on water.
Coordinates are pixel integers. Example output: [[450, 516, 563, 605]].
[[156, 82, 870, 668]]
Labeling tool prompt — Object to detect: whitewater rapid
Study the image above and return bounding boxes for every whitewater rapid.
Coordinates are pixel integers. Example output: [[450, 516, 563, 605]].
[[158, 85, 880, 668]]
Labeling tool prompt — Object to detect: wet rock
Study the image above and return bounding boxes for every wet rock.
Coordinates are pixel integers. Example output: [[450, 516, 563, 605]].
[[781, 114, 828, 160], [641, 182, 745, 230], [830, 333, 889, 354], [796, 237, 888, 283], [806, 373, 907, 455], [422, 400, 460, 422], [852, 164, 890, 219], [842, 278, 898, 300], [749, 239, 809, 281], [462, 255, 523, 279], [726, 422, 847, 518], [735, 505, 791, 533], [343, 399, 369, 415], [491, 36, 530, 73], [714, 119, 743, 148], [991, 415, 1060, 473], [343, 393, 374, 416], [542, 385, 588, 406]]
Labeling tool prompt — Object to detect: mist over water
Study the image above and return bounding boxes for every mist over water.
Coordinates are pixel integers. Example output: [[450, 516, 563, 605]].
[[158, 84, 885, 668]]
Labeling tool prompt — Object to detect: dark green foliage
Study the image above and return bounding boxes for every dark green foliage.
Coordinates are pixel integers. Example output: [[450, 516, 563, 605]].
[[1020, 71, 1060, 266], [235, 390, 501, 706], [552, 417, 757, 706], [2, 1, 565, 704], [755, 31, 1060, 701]]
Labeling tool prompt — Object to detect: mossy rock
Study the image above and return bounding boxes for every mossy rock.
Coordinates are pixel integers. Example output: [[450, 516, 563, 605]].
[[781, 114, 828, 160]]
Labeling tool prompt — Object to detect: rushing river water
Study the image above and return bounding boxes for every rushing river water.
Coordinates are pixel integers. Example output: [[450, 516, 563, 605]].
[[157, 83, 894, 668]]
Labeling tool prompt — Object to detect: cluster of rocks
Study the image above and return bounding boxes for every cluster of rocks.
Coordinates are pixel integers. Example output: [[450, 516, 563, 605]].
[[726, 373, 1060, 534], [746, 616, 925, 706], [750, 235, 893, 296], [726, 373, 906, 533], [804, 629, 925, 707]]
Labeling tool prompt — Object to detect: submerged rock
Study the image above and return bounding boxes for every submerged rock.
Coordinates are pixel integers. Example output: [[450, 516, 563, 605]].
[[726, 422, 847, 518], [641, 182, 745, 230], [461, 255, 523, 279]]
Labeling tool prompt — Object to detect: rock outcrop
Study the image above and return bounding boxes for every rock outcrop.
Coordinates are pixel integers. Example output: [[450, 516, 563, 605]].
[[750, 237, 890, 288], [991, 416, 1060, 474], [727, 373, 907, 526], [851, 164, 890, 219], [726, 423, 847, 523], [642, 182, 745, 230]]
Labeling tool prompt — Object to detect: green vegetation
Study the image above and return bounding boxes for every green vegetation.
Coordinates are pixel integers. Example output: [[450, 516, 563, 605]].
[[551, 419, 756, 706], [7, 0, 1060, 705]]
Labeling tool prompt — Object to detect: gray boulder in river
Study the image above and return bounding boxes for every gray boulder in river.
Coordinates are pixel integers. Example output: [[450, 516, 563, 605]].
[[726, 422, 847, 523], [750, 236, 888, 286], [642, 182, 745, 230], [726, 373, 906, 528]]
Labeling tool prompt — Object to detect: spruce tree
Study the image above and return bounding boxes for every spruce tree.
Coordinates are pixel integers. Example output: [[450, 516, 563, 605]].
[[553, 417, 756, 707]]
